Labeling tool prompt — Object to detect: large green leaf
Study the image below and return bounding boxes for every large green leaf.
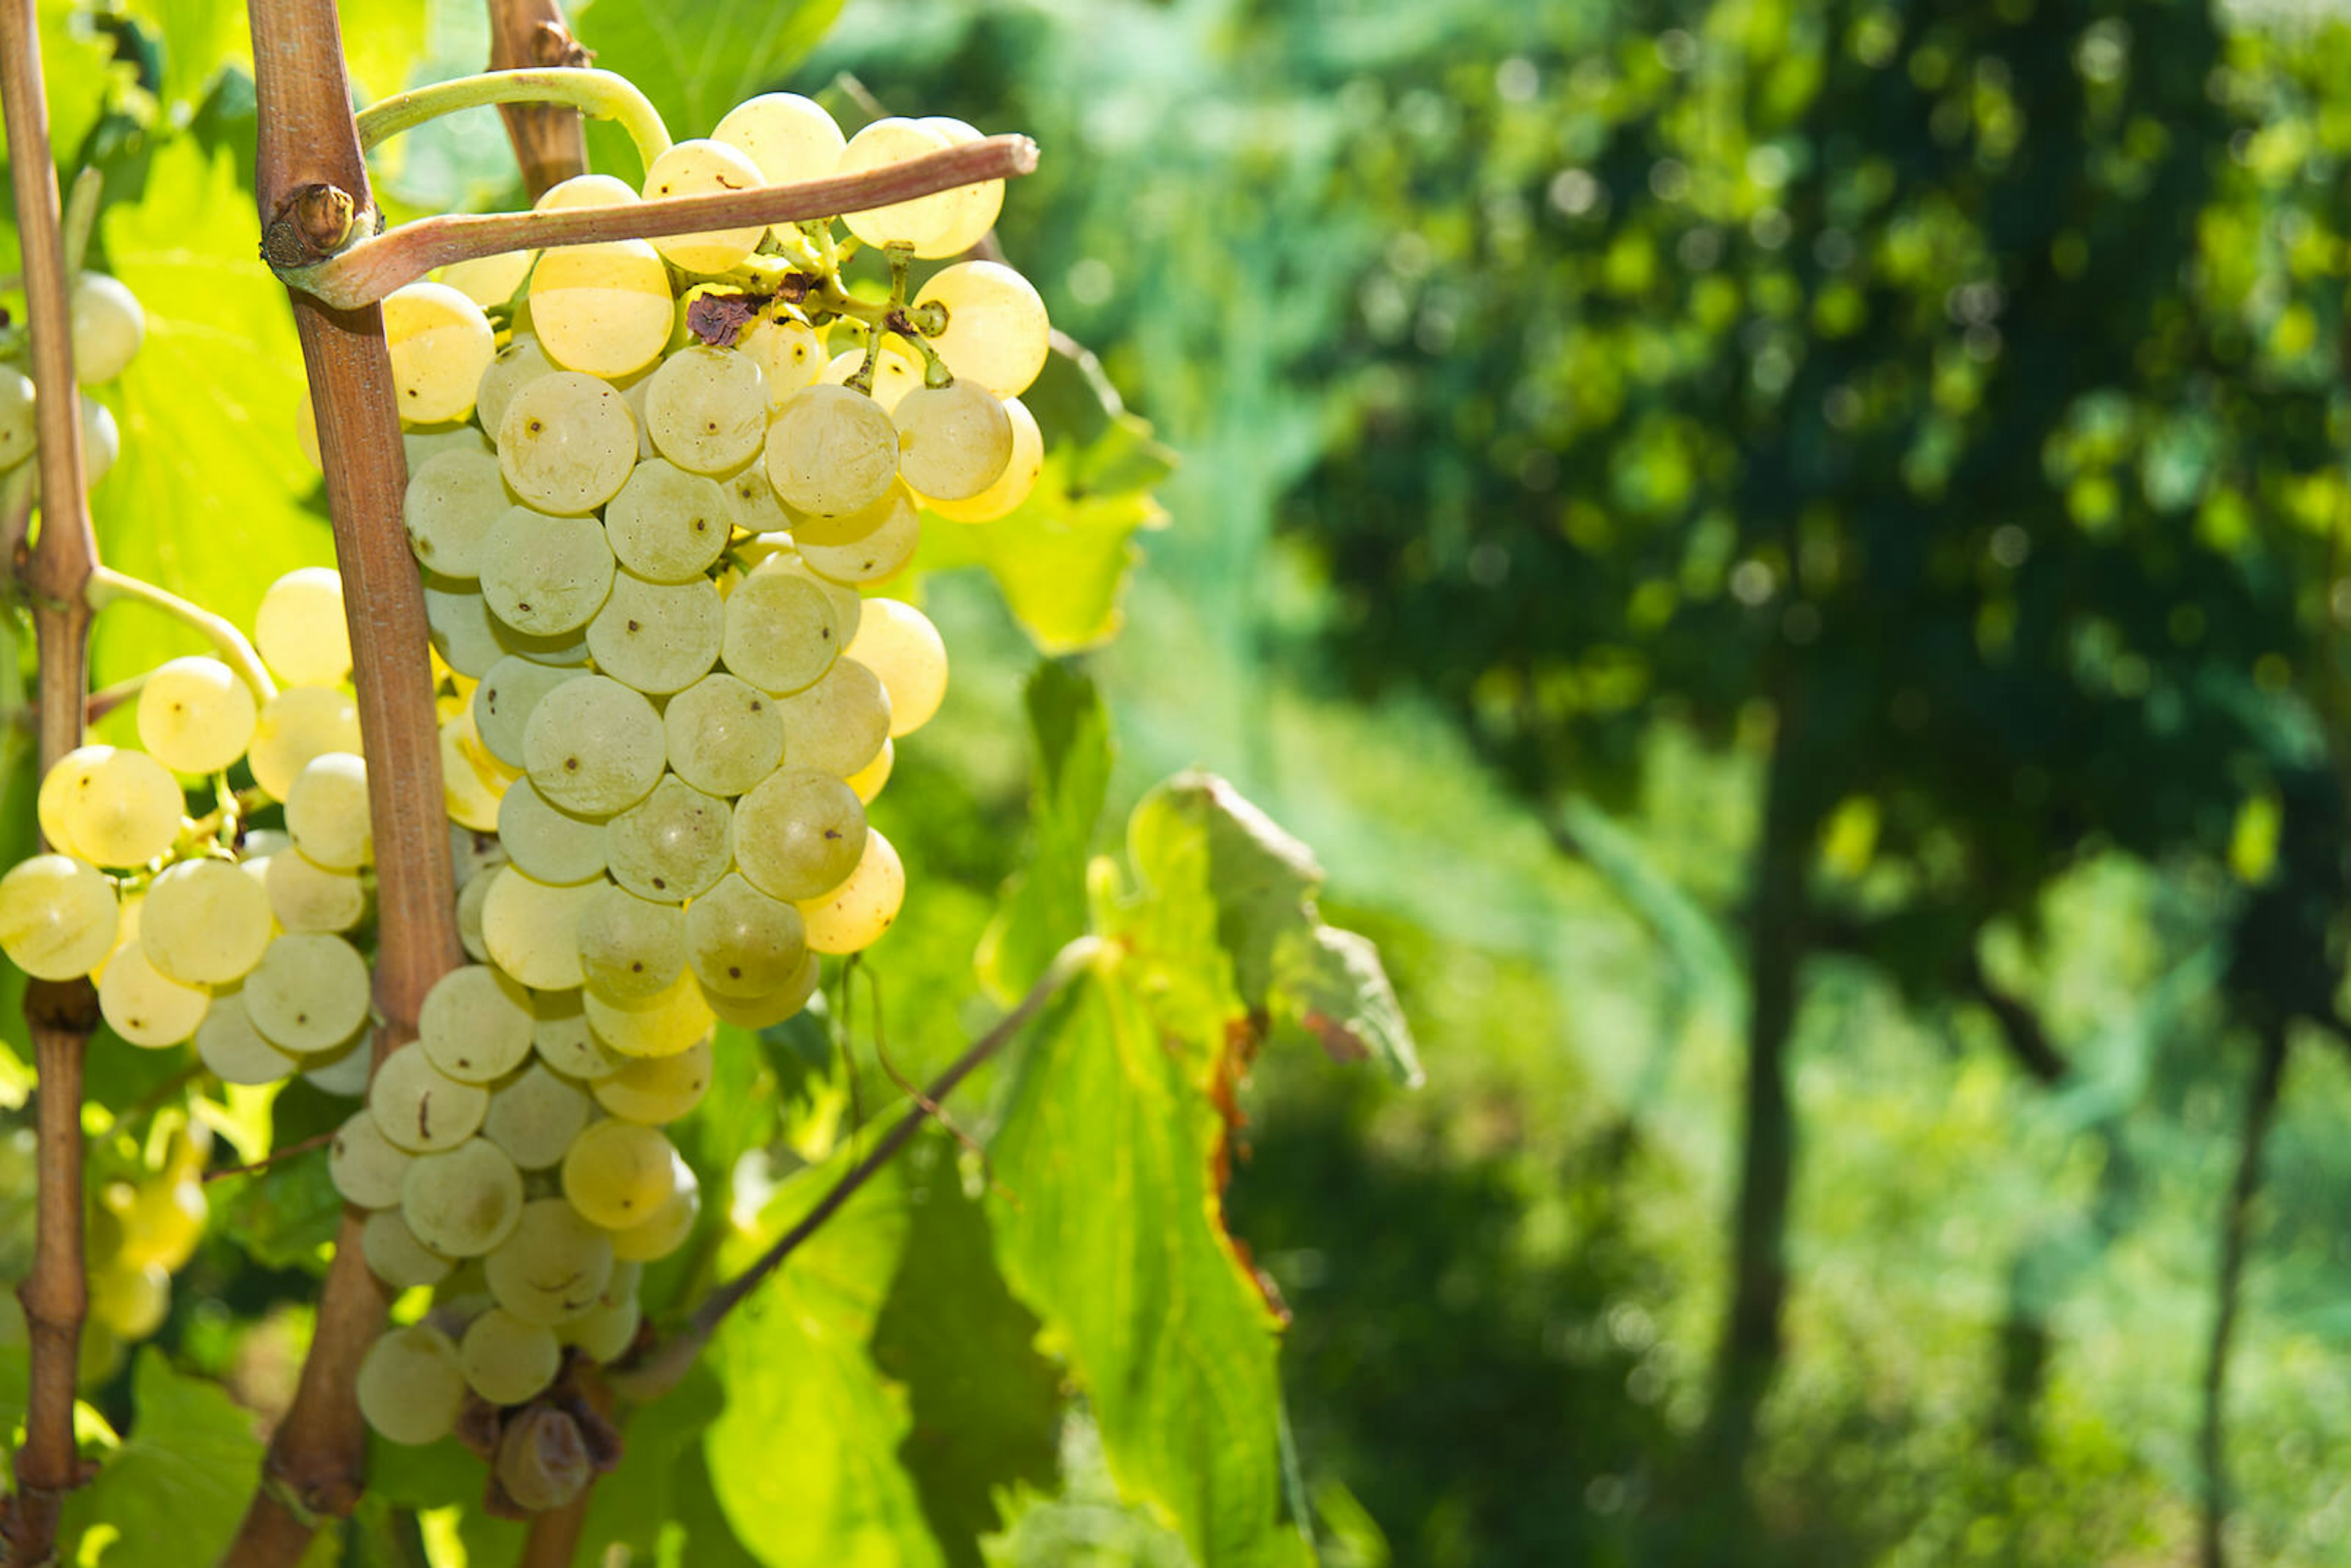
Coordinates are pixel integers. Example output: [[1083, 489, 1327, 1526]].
[[572, 0, 843, 151], [577, 1362, 757, 1562], [977, 660, 1112, 1002], [58, 1350, 263, 1568]]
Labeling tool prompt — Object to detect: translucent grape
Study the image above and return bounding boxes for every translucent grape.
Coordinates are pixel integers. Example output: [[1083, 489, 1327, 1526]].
[[603, 458, 730, 582], [137, 656, 258, 776], [842, 600, 947, 737], [70, 272, 144, 383], [798, 828, 905, 954], [358, 1323, 467, 1445], [644, 343, 766, 473], [246, 932, 372, 1051], [917, 260, 1051, 397], [481, 866, 595, 991], [475, 332, 555, 435], [717, 460, 791, 535], [440, 250, 536, 310], [105, 1172, 203, 1271], [721, 555, 858, 696], [255, 566, 353, 687], [498, 371, 639, 514], [738, 313, 823, 404], [193, 991, 300, 1086], [425, 574, 508, 679], [97, 939, 209, 1047], [56, 748, 182, 868], [910, 116, 1004, 259], [403, 1136, 524, 1260], [528, 236, 673, 381], [582, 970, 713, 1059], [302, 1037, 373, 1098], [405, 424, 492, 470], [577, 881, 688, 1000], [285, 751, 372, 871], [536, 173, 637, 210], [893, 380, 1013, 501], [403, 448, 511, 579], [775, 656, 892, 778], [249, 686, 362, 800], [733, 767, 866, 900], [785, 467, 915, 548], [441, 707, 515, 833], [820, 339, 921, 413], [764, 383, 900, 518], [532, 987, 625, 1080], [480, 506, 617, 637], [683, 873, 807, 998], [921, 394, 1042, 523], [456, 869, 495, 963], [383, 281, 497, 423], [524, 675, 665, 816], [141, 857, 272, 985], [592, 1034, 713, 1122], [642, 138, 767, 274], [617, 370, 659, 460], [663, 673, 783, 798], [460, 1307, 561, 1405], [79, 395, 118, 487], [565, 1287, 640, 1363], [713, 92, 846, 187], [703, 948, 821, 1030], [797, 493, 921, 587], [498, 779, 609, 886], [330, 1108, 414, 1209], [0, 369, 31, 469], [419, 962, 536, 1083], [587, 571, 722, 695], [0, 854, 118, 980], [362, 1209, 455, 1290], [560, 1120, 679, 1230], [481, 1065, 592, 1172], [836, 118, 961, 251], [606, 775, 732, 902], [485, 1198, 613, 1326], [263, 847, 366, 936], [472, 658, 582, 771], [608, 1154, 699, 1262], [844, 738, 894, 804]]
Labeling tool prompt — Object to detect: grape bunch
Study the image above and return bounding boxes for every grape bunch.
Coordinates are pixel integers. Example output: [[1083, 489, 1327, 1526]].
[[0, 264, 144, 487], [81, 1115, 210, 1381]]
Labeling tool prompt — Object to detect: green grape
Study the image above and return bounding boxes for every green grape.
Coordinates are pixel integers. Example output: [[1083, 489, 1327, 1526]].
[[798, 828, 904, 954], [720, 554, 858, 696], [603, 458, 730, 582], [523, 675, 666, 816], [717, 460, 791, 536], [776, 657, 892, 778], [36, 745, 109, 857], [249, 685, 363, 800], [442, 707, 516, 833], [582, 969, 712, 1058], [528, 239, 673, 382], [425, 574, 508, 678], [563, 1285, 640, 1363], [136, 656, 258, 776], [606, 775, 732, 902], [264, 847, 367, 937], [246, 932, 372, 1052], [456, 868, 495, 963], [474, 332, 555, 436], [498, 370, 639, 514], [484, 1197, 613, 1325], [713, 92, 846, 188], [55, 748, 182, 869], [785, 466, 914, 547], [419, 962, 536, 1083], [738, 313, 823, 405], [383, 281, 496, 424], [301, 1037, 373, 1098], [404, 424, 492, 470], [193, 989, 300, 1086], [644, 343, 766, 474], [764, 383, 900, 518], [917, 260, 1051, 397], [663, 673, 784, 798], [358, 1324, 466, 1445], [921, 393, 1042, 523], [331, 1108, 414, 1209], [254, 566, 353, 688], [592, 1035, 713, 1122], [285, 751, 372, 871], [480, 866, 595, 991], [732, 768, 865, 901], [88, 1258, 168, 1338], [683, 872, 808, 998], [532, 988, 626, 1081], [820, 339, 921, 413], [642, 138, 767, 274], [69, 271, 145, 383], [362, 1208, 456, 1290], [608, 1153, 699, 1262], [560, 1119, 679, 1230], [844, 738, 894, 803], [480, 506, 617, 637], [403, 448, 511, 579], [481, 1065, 592, 1172], [440, 250, 535, 311], [835, 117, 962, 252], [586, 571, 722, 695], [617, 370, 660, 460], [578, 881, 689, 1000], [80, 396, 118, 487], [893, 380, 1013, 501], [473, 656, 587, 771], [0, 854, 118, 980], [910, 116, 1005, 258], [498, 779, 609, 887], [844, 600, 947, 737], [141, 857, 272, 985], [798, 494, 920, 586], [98, 937, 209, 1048], [459, 1306, 561, 1405], [402, 1136, 525, 1257], [0, 368, 31, 469]]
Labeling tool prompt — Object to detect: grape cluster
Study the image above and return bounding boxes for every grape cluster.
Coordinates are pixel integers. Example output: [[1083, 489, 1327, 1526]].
[[0, 266, 144, 487], [81, 1116, 209, 1381]]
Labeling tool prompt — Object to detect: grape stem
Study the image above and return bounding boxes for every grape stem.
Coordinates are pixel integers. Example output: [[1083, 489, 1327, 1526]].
[[276, 134, 1040, 310], [82, 671, 148, 723], [202, 1128, 337, 1185], [354, 68, 672, 173], [84, 565, 281, 702], [486, 0, 593, 201]]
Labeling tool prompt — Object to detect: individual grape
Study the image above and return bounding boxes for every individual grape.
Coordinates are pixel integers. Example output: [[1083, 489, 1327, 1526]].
[[617, 370, 660, 460], [474, 656, 587, 771], [844, 738, 894, 804], [835, 118, 962, 252], [383, 281, 497, 423], [586, 571, 722, 695], [405, 424, 493, 469], [775, 657, 892, 778], [484, 1197, 613, 1326], [560, 1120, 679, 1230], [785, 467, 917, 547], [362, 1208, 455, 1290], [456, 868, 495, 963], [640, 137, 767, 274], [80, 396, 118, 487], [524, 675, 665, 815], [713, 92, 846, 187], [578, 882, 689, 1000], [88, 1259, 169, 1338], [498, 779, 609, 887], [608, 1153, 699, 1262], [606, 775, 732, 902], [481, 867, 596, 991], [419, 963, 536, 1083], [424, 574, 508, 678], [644, 343, 766, 473], [264, 847, 367, 934], [0, 369, 31, 469], [683, 874, 807, 998], [460, 1307, 561, 1405], [442, 707, 516, 834], [921, 394, 1043, 523], [664, 673, 784, 798], [738, 312, 823, 404], [97, 939, 209, 1047], [330, 1108, 414, 1209], [56, 748, 181, 868], [720, 555, 858, 696], [796, 493, 921, 586], [893, 380, 1014, 501], [536, 173, 637, 211], [402, 448, 511, 579], [703, 948, 820, 1029], [497, 371, 639, 514], [820, 339, 921, 413], [358, 1324, 466, 1445], [285, 751, 372, 871], [528, 238, 673, 381], [481, 1065, 592, 1171], [402, 1136, 525, 1257], [582, 970, 713, 1059], [0, 854, 118, 980], [136, 656, 258, 776], [36, 745, 110, 857], [301, 1036, 374, 1098], [910, 116, 1005, 258], [764, 383, 900, 518], [440, 250, 536, 310], [532, 988, 625, 1081], [732, 768, 866, 901], [69, 272, 146, 383], [917, 261, 1052, 397], [478, 337, 558, 453], [249, 685, 362, 800], [845, 600, 948, 737], [140, 857, 272, 985], [564, 1286, 640, 1364], [254, 566, 353, 687], [602, 459, 730, 582], [480, 506, 617, 637], [593, 1034, 713, 1122], [717, 460, 791, 535], [799, 828, 904, 954], [246, 932, 372, 1051], [193, 991, 301, 1085]]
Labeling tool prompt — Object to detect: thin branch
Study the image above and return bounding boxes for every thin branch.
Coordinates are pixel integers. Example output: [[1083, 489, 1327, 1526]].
[[83, 672, 148, 724], [484, 0, 591, 201], [203, 1128, 336, 1184], [87, 564, 280, 701], [282, 136, 1040, 309], [356, 68, 667, 170], [2199, 1020, 2289, 1568]]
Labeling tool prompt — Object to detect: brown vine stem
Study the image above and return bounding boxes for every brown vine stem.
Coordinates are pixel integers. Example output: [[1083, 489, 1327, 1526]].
[[282, 135, 1039, 309], [1, 0, 105, 1556], [227, 0, 464, 1561], [486, 0, 593, 201]]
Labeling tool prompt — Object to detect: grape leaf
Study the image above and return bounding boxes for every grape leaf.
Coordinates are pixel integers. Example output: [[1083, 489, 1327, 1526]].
[[976, 660, 1112, 1003], [572, 0, 844, 154], [58, 1349, 263, 1568], [579, 1362, 760, 1562]]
